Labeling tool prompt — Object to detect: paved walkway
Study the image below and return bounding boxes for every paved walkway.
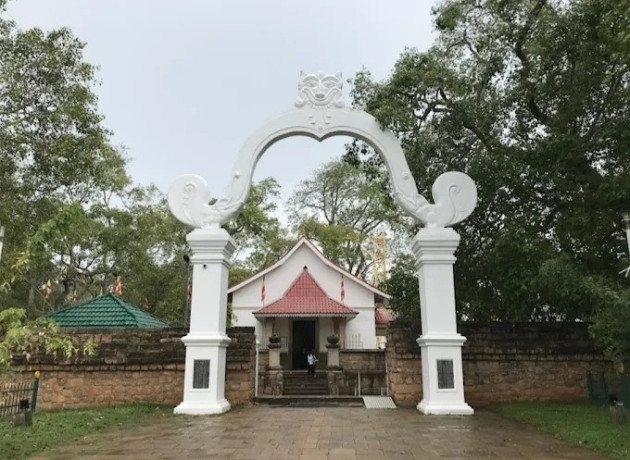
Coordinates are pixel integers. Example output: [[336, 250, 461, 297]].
[[31, 406, 607, 460]]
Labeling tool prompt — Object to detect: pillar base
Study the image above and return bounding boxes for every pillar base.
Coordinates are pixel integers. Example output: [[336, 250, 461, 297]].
[[174, 399, 231, 415], [417, 400, 474, 415]]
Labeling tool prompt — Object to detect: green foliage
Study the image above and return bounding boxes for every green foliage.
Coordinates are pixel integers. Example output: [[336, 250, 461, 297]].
[[0, 4, 133, 313], [380, 254, 420, 326], [490, 402, 630, 460], [287, 160, 403, 279], [589, 290, 630, 370], [227, 178, 295, 285], [0, 308, 95, 373], [0, 2, 195, 321], [222, 178, 292, 276], [0, 404, 172, 460], [350, 0, 630, 327]]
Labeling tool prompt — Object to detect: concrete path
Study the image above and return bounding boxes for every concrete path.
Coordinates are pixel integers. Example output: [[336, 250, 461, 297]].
[[30, 406, 607, 460]]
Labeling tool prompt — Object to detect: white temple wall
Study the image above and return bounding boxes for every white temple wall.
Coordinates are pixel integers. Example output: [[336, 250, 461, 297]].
[[231, 245, 373, 309]]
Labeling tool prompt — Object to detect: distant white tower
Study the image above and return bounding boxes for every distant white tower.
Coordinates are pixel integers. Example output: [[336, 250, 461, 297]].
[[372, 234, 387, 287]]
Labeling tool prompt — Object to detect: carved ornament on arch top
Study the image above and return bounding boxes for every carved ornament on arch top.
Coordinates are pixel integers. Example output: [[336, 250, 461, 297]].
[[168, 71, 478, 230]]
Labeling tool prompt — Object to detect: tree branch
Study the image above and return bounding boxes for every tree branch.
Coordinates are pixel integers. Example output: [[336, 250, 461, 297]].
[[514, 0, 549, 125]]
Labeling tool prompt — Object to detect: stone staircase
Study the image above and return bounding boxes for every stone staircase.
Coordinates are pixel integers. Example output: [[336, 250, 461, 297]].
[[283, 371, 328, 396]]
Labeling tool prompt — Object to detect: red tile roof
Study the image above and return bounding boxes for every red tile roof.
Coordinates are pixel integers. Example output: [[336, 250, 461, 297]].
[[375, 307, 395, 324], [254, 268, 358, 317]]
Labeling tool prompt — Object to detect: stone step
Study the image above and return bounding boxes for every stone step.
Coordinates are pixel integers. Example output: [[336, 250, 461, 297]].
[[283, 387, 328, 393], [283, 390, 329, 396], [255, 396, 364, 407], [282, 382, 328, 389], [283, 381, 328, 387], [283, 373, 326, 378]]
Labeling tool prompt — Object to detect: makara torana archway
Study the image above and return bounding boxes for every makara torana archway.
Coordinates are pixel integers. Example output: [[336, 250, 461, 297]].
[[168, 72, 477, 415]]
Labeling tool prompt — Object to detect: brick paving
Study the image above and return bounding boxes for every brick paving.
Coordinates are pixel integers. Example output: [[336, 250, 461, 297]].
[[30, 405, 607, 460]]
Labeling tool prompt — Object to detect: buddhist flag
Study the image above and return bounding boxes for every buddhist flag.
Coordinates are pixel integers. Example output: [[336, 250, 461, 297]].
[[261, 275, 266, 305], [43, 280, 52, 299], [340, 274, 345, 303], [114, 276, 123, 296], [71, 288, 77, 304], [143, 298, 150, 310]]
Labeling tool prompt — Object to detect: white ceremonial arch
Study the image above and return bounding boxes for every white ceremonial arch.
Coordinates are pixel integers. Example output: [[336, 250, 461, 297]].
[[168, 72, 477, 415]]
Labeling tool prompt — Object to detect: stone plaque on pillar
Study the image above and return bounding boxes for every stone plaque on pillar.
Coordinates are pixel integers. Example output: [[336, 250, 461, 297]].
[[193, 359, 210, 389], [437, 360, 454, 390]]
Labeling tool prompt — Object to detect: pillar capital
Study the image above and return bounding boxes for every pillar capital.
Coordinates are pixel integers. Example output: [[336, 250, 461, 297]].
[[411, 228, 460, 266], [186, 228, 236, 266]]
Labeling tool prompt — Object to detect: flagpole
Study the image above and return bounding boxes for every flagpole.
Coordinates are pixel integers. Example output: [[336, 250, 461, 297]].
[[340, 274, 345, 305], [183, 254, 191, 328], [0, 226, 5, 265]]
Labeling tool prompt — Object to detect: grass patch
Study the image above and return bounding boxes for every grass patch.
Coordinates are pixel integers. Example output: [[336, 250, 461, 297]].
[[489, 401, 630, 460], [0, 403, 172, 460]]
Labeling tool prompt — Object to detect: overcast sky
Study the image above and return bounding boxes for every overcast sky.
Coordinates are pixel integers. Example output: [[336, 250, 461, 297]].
[[6, 0, 437, 209]]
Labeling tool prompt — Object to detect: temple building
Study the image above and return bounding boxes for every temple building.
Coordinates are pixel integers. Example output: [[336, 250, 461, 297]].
[[228, 237, 392, 369]]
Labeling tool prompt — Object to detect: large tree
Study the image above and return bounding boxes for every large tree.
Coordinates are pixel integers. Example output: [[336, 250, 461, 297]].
[[351, 0, 630, 328], [0, 0, 131, 311], [0, 3, 303, 327], [287, 159, 404, 279]]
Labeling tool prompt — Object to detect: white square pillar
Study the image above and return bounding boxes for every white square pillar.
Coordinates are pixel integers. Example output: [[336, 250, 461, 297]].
[[174, 228, 235, 415], [412, 228, 473, 415]]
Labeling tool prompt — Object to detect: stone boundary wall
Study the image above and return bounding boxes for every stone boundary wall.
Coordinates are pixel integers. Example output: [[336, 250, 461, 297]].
[[387, 322, 613, 407], [12, 327, 256, 410], [8, 323, 613, 409]]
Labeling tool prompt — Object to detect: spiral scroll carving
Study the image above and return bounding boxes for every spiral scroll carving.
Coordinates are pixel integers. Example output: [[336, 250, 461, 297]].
[[167, 175, 243, 229]]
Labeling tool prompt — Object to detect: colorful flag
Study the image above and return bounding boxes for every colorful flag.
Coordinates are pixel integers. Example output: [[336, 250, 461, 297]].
[[114, 276, 123, 296], [143, 298, 150, 310], [341, 274, 345, 303], [43, 280, 52, 299], [71, 288, 77, 304], [186, 282, 192, 300], [261, 275, 266, 305]]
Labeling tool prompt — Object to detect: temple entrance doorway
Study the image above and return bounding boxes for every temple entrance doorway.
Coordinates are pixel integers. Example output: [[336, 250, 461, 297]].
[[291, 319, 316, 370]]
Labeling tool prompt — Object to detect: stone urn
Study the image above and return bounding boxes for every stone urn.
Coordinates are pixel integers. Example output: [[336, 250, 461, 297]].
[[326, 334, 340, 348], [268, 334, 281, 349]]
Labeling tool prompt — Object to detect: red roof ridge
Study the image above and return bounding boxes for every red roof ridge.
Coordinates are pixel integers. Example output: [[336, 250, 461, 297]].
[[254, 267, 358, 317]]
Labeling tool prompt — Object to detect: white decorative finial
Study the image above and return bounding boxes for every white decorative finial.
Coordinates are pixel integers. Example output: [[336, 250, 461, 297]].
[[167, 175, 243, 229], [295, 71, 345, 109], [395, 172, 477, 228]]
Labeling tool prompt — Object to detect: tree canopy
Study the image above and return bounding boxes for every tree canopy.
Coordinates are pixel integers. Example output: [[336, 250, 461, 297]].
[[287, 159, 404, 279], [350, 0, 630, 363], [3, 0, 630, 365], [0, 0, 289, 319]]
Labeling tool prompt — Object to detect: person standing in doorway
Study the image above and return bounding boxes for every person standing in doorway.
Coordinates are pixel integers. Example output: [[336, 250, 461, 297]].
[[307, 350, 318, 377]]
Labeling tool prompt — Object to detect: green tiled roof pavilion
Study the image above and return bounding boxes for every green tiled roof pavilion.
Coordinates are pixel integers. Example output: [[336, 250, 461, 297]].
[[49, 293, 170, 328]]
